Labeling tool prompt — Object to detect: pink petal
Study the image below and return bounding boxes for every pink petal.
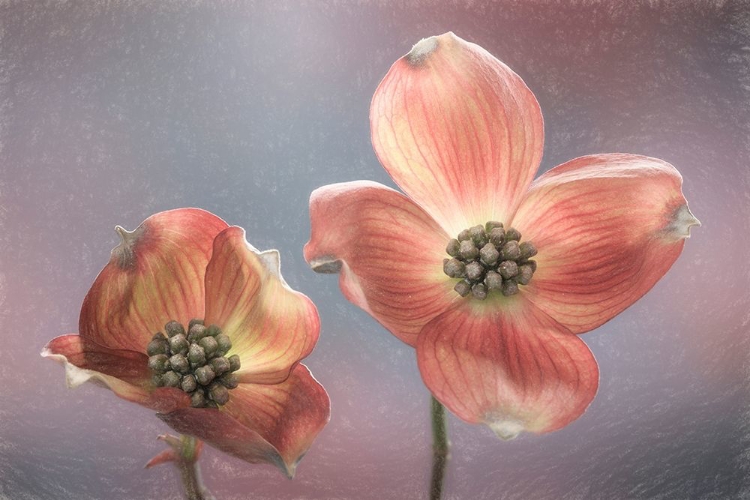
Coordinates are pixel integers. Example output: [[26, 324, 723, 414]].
[[371, 32, 544, 235], [417, 297, 598, 438], [203, 227, 320, 385], [304, 181, 456, 346], [42, 335, 189, 413], [158, 364, 330, 478], [511, 154, 699, 333], [79, 208, 228, 352]]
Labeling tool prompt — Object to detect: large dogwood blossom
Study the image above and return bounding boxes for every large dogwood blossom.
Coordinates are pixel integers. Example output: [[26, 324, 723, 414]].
[[304, 33, 698, 439], [44, 208, 330, 477]]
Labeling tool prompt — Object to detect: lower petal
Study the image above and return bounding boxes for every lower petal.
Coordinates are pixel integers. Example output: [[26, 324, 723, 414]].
[[416, 297, 599, 438], [304, 181, 456, 346], [42, 335, 189, 413], [158, 364, 330, 478], [511, 154, 699, 333]]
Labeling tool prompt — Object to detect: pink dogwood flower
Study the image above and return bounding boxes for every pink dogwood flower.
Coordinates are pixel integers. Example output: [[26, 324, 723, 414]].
[[44, 208, 329, 477], [304, 33, 698, 439]]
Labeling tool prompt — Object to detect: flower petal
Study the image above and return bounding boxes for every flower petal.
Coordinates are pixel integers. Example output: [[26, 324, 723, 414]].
[[42, 335, 189, 413], [158, 364, 330, 478], [371, 32, 544, 235], [416, 297, 599, 438], [304, 181, 456, 346], [79, 208, 228, 352], [511, 154, 699, 333], [203, 227, 320, 385]]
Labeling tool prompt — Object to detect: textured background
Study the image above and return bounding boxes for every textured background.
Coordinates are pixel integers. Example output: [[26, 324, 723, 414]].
[[1, 1, 749, 499]]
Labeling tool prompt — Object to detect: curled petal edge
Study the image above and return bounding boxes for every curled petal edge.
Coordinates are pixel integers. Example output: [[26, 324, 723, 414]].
[[158, 365, 330, 479], [42, 335, 189, 414], [204, 226, 321, 384]]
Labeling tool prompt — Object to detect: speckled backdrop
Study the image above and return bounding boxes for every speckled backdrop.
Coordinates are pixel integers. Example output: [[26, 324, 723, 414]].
[[1, 1, 749, 499]]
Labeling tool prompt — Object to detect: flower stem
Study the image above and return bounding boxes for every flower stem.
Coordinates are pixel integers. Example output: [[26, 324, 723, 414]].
[[177, 436, 214, 500], [430, 396, 449, 500]]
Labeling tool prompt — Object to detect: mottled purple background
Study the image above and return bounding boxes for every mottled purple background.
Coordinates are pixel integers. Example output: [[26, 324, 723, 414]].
[[1, 1, 749, 499]]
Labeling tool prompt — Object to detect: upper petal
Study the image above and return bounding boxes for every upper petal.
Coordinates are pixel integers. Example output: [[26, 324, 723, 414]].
[[416, 296, 599, 438], [304, 181, 456, 346], [158, 364, 330, 478], [371, 32, 544, 235], [204, 227, 320, 385], [42, 334, 189, 413], [79, 208, 229, 352], [511, 154, 699, 333]]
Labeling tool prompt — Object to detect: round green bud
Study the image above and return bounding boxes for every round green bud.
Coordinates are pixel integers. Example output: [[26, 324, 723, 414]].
[[165, 321, 185, 338], [208, 382, 229, 405], [169, 334, 189, 355], [465, 261, 485, 282], [454, 280, 471, 297], [519, 241, 538, 259], [181, 374, 198, 393], [485, 221, 503, 233], [517, 264, 534, 285], [169, 354, 190, 374], [215, 334, 232, 356], [445, 238, 461, 257], [162, 371, 181, 387], [469, 225, 488, 247], [219, 372, 239, 389], [228, 354, 241, 372], [209, 357, 231, 376], [498, 260, 519, 279], [147, 339, 169, 356], [188, 318, 204, 330], [505, 228, 522, 241], [500, 241, 521, 260], [443, 258, 466, 279], [195, 365, 216, 386], [206, 324, 222, 337], [151, 374, 164, 387], [187, 344, 206, 366], [479, 243, 500, 267], [457, 229, 471, 241], [484, 271, 503, 290], [199, 336, 218, 357], [187, 324, 207, 343], [190, 390, 206, 408], [471, 283, 488, 300], [459, 240, 479, 260], [148, 354, 170, 373], [501, 279, 519, 296], [489, 227, 505, 247]]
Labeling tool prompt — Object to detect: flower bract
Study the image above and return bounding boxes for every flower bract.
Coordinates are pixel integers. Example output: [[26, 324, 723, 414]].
[[304, 32, 698, 439], [44, 208, 330, 477]]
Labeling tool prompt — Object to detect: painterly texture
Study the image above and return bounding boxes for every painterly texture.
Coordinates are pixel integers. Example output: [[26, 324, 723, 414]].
[[43, 209, 330, 478], [4, 2, 746, 499], [306, 32, 698, 439]]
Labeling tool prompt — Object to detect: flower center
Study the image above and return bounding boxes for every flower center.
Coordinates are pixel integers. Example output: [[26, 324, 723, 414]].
[[443, 221, 537, 300], [147, 319, 241, 408]]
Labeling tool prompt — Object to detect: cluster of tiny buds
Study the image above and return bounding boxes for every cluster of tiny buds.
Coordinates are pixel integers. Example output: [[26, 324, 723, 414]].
[[443, 221, 538, 300], [147, 319, 241, 408]]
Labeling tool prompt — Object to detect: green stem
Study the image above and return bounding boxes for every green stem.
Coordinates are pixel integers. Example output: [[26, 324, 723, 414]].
[[429, 396, 449, 500], [177, 436, 214, 500]]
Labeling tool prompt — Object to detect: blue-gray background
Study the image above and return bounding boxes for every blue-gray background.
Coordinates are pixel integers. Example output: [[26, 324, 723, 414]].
[[1, 1, 748, 499]]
